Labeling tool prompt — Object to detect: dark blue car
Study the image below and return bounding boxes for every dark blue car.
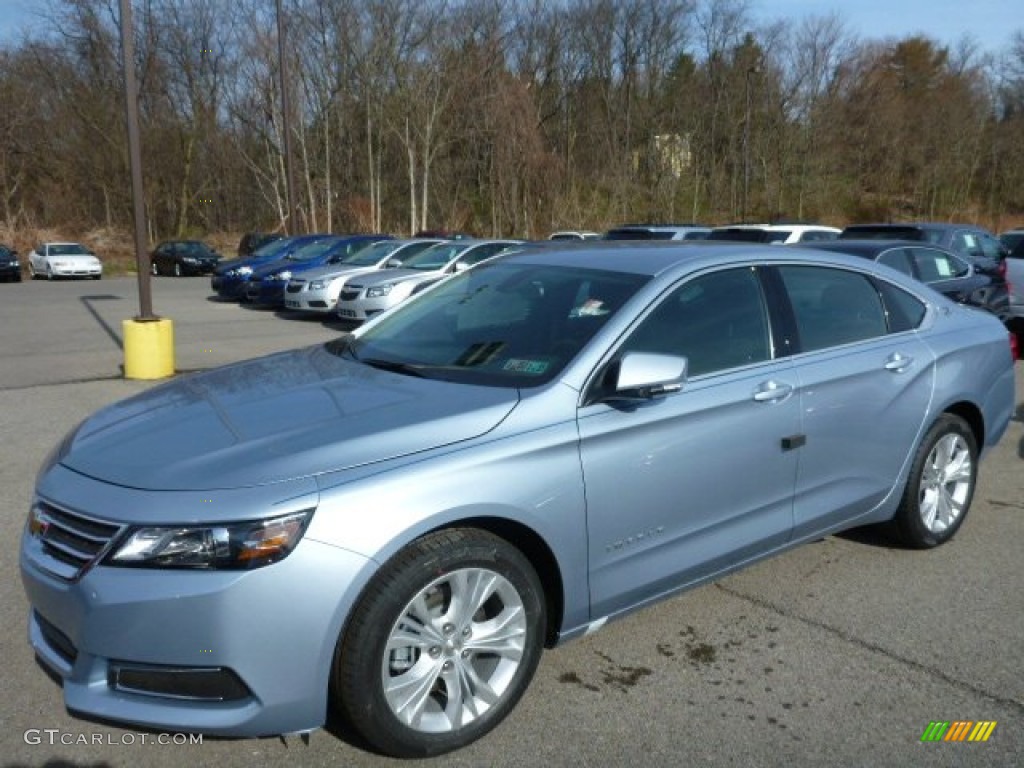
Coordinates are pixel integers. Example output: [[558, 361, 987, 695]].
[[211, 235, 333, 300], [243, 235, 392, 307]]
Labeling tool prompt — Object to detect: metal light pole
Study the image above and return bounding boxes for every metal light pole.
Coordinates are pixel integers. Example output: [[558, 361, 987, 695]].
[[275, 0, 300, 234], [119, 0, 153, 319], [742, 65, 759, 223], [119, 0, 174, 379]]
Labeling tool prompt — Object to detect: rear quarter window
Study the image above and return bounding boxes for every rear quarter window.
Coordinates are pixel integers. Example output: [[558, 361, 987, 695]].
[[876, 281, 927, 332]]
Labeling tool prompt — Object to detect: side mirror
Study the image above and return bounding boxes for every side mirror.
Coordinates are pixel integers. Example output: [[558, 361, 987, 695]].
[[386, 258, 403, 268], [604, 352, 687, 403]]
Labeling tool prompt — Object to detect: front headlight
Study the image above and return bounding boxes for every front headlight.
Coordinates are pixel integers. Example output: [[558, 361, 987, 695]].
[[236, 265, 253, 277], [182, 257, 198, 263], [310, 279, 328, 290], [366, 284, 394, 298], [270, 270, 292, 281], [106, 510, 312, 570]]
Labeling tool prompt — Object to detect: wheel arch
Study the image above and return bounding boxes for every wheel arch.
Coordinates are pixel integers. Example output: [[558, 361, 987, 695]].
[[423, 516, 565, 648], [941, 400, 984, 449]]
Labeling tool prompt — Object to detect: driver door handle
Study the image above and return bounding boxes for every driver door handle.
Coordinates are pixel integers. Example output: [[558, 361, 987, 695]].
[[884, 353, 914, 372], [753, 380, 794, 403]]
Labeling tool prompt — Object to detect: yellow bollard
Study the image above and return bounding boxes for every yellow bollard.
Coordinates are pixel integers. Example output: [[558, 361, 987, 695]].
[[122, 317, 176, 379]]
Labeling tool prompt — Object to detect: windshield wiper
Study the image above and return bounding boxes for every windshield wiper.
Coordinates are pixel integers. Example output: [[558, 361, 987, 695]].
[[360, 358, 428, 378]]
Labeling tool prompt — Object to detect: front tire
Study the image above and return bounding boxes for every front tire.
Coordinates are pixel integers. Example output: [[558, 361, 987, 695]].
[[333, 528, 545, 757], [893, 414, 977, 548]]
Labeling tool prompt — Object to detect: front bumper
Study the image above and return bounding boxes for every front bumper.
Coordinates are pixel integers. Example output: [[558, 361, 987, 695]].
[[52, 265, 102, 278], [284, 283, 335, 313], [180, 260, 218, 276], [244, 281, 287, 306], [210, 275, 248, 299], [335, 291, 396, 321], [20, 531, 374, 736]]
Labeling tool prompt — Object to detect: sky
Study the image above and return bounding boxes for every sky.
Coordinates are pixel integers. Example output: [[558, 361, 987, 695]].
[[0, 0, 1020, 53], [755, 0, 1021, 54]]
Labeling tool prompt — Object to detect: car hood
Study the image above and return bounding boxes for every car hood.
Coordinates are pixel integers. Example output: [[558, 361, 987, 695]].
[[295, 264, 377, 282], [60, 344, 519, 491], [349, 267, 443, 287], [250, 257, 339, 279], [215, 252, 283, 275]]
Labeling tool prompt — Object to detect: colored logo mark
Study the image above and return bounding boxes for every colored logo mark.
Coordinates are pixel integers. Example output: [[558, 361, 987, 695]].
[[921, 721, 997, 742]]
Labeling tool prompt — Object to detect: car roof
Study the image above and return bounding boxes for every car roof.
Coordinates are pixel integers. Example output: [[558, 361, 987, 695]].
[[501, 240, 897, 278], [842, 222, 987, 233], [791, 239, 957, 258]]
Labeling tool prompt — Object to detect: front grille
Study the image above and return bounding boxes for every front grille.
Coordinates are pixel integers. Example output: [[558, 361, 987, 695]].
[[29, 501, 122, 580], [340, 289, 360, 301], [286, 282, 304, 293], [36, 612, 78, 664]]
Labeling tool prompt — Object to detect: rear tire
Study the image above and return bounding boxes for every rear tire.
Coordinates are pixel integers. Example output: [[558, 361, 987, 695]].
[[893, 414, 977, 548], [333, 528, 545, 758]]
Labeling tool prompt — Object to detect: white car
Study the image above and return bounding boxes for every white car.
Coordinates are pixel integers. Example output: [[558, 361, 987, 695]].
[[548, 230, 602, 240], [707, 224, 840, 244], [336, 240, 521, 323], [284, 239, 445, 314], [28, 242, 103, 280]]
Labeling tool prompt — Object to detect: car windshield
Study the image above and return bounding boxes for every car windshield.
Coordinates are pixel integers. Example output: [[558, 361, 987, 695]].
[[842, 226, 923, 241], [49, 243, 89, 256], [336, 261, 649, 388], [399, 242, 473, 271], [251, 237, 297, 259], [287, 238, 344, 261], [341, 240, 421, 267], [706, 229, 768, 242], [605, 228, 675, 240]]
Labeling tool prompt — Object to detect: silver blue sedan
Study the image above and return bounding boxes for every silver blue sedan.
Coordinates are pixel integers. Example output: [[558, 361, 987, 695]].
[[20, 243, 1016, 756]]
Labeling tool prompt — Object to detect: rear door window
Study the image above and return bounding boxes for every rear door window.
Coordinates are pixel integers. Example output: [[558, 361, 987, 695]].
[[778, 266, 888, 352]]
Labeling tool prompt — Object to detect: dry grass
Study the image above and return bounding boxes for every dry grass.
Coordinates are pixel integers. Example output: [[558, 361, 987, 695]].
[[0, 226, 242, 276]]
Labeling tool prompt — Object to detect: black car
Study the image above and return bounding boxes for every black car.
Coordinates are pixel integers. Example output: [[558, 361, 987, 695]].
[[150, 240, 221, 276], [838, 222, 1007, 277], [0, 244, 20, 282], [796, 239, 1010, 322], [237, 232, 283, 258]]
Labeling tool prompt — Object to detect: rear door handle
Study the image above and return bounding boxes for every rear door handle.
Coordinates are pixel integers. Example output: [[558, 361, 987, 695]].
[[753, 380, 794, 403], [884, 353, 914, 372]]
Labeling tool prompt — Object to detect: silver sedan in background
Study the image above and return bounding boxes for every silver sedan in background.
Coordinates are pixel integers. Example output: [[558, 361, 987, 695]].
[[335, 239, 522, 323], [20, 244, 1015, 758], [283, 238, 446, 314]]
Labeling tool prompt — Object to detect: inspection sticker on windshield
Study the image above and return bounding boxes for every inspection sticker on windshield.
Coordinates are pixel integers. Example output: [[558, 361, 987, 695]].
[[503, 359, 549, 375]]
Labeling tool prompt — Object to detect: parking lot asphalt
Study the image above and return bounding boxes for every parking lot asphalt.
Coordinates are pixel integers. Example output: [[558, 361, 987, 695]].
[[0, 276, 1021, 767]]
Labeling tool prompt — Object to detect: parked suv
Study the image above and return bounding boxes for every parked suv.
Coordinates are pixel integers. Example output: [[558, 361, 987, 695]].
[[998, 228, 1024, 330]]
